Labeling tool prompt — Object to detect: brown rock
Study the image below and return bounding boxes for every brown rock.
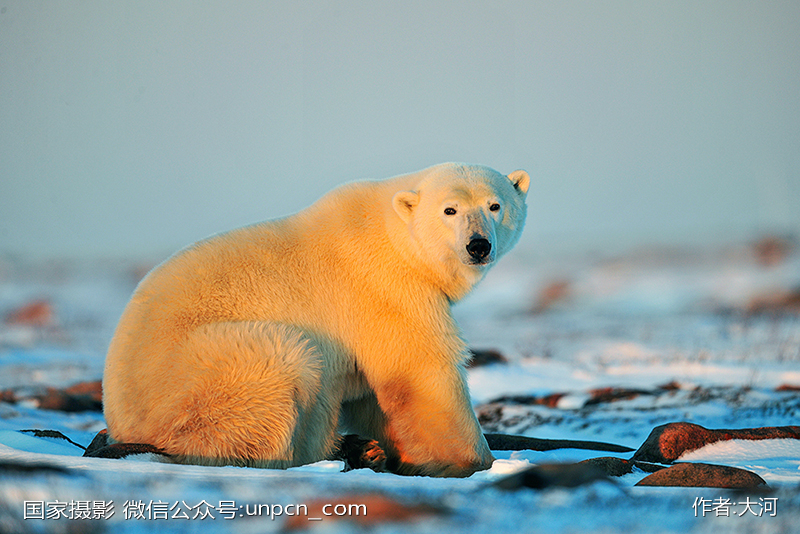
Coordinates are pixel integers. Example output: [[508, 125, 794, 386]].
[[483, 393, 567, 408], [632, 422, 800, 464], [657, 381, 682, 391], [3, 381, 103, 412], [635, 462, 767, 489], [747, 288, 800, 315], [532, 279, 571, 313], [3, 300, 54, 327], [753, 235, 793, 267]]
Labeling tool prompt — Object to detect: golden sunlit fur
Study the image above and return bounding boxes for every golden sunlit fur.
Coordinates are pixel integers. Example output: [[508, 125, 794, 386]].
[[103, 163, 530, 477]]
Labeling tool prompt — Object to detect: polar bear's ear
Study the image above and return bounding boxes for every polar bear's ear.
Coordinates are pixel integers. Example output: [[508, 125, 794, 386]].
[[392, 190, 419, 222], [508, 170, 530, 196]]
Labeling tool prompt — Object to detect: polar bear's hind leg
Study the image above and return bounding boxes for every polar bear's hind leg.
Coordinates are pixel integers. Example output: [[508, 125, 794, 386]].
[[156, 322, 329, 468]]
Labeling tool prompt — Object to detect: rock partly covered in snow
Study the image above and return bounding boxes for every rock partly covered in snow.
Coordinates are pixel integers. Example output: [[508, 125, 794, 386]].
[[632, 422, 800, 464]]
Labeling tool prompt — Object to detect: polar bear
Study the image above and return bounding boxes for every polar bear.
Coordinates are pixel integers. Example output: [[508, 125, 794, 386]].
[[102, 163, 529, 477]]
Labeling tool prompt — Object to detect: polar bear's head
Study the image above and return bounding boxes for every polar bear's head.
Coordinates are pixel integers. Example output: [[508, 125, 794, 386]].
[[392, 163, 529, 282]]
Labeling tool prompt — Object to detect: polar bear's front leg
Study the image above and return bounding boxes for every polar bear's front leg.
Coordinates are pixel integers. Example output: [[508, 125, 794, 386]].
[[366, 357, 494, 478]]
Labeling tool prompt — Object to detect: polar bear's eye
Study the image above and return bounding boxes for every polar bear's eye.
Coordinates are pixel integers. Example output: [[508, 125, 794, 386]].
[[444, 207, 457, 216], [489, 203, 501, 212]]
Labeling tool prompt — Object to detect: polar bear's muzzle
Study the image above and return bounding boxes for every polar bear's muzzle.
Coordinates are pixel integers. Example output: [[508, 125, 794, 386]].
[[466, 236, 492, 264]]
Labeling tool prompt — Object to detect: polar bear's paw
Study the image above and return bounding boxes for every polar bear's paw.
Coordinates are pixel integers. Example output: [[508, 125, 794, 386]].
[[333, 434, 387, 473]]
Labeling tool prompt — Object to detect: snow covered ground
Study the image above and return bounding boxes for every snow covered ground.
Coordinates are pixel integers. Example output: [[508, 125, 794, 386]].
[[1, 241, 799, 533]]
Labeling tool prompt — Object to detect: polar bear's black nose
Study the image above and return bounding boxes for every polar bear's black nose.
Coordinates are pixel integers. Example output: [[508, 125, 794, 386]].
[[467, 238, 492, 260]]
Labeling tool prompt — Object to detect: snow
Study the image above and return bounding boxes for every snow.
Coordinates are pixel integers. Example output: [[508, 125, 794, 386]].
[[1, 243, 799, 532]]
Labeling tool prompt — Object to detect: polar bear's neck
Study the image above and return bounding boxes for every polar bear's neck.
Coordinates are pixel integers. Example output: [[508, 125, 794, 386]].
[[301, 178, 483, 303]]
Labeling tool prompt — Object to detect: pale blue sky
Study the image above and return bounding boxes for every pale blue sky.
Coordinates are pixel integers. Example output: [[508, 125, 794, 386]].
[[2, 1, 799, 259]]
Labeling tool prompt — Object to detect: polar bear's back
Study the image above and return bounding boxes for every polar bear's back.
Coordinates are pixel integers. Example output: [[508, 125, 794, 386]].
[[102, 177, 407, 444]]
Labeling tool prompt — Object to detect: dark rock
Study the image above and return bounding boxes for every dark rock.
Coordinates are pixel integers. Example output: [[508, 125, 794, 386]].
[[19, 429, 85, 451], [36, 387, 102, 412], [83, 442, 170, 460], [476, 403, 504, 426], [467, 349, 508, 368], [64, 380, 102, 402], [578, 456, 665, 477], [635, 462, 767, 489], [485, 433, 634, 453], [493, 462, 611, 490], [586, 387, 652, 406], [4, 380, 103, 413], [632, 422, 800, 464], [580, 457, 633, 477], [83, 429, 109, 456]]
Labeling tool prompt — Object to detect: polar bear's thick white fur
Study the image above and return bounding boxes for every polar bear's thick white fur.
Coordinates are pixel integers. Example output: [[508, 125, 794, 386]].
[[102, 163, 529, 477]]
